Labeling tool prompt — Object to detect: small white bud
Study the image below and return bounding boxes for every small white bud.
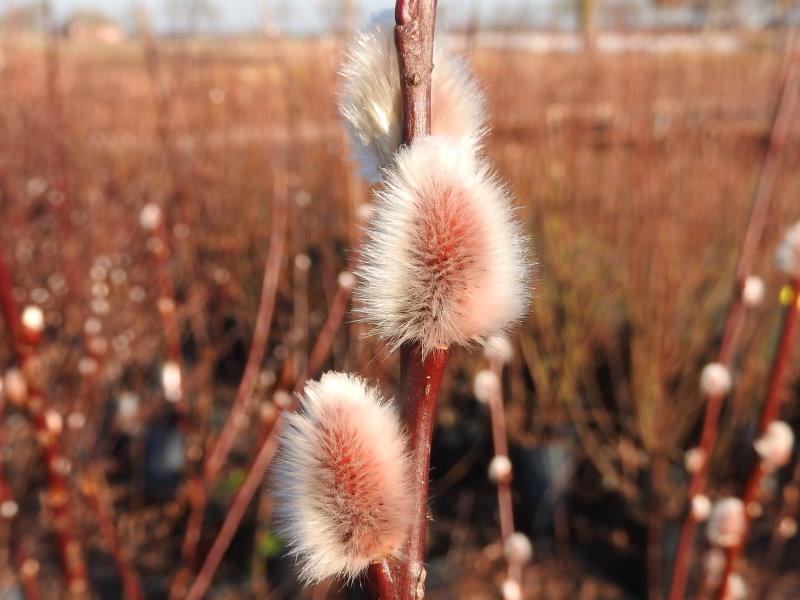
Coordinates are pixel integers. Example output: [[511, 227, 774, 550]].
[[139, 203, 162, 231], [83, 317, 102, 336], [161, 361, 182, 402], [117, 392, 140, 420], [503, 532, 532, 565], [2, 369, 27, 405], [273, 390, 293, 411], [157, 297, 175, 315], [67, 412, 86, 431], [488, 455, 513, 483], [501, 579, 522, 600], [700, 363, 732, 397], [337, 271, 356, 291], [483, 335, 514, 365], [0, 500, 18, 519], [691, 494, 712, 522], [707, 497, 745, 548], [684, 447, 706, 474], [778, 516, 797, 538], [294, 254, 311, 272], [473, 370, 500, 404], [356, 203, 374, 224], [44, 410, 63, 435], [741, 276, 764, 307], [78, 357, 98, 376], [21, 305, 45, 335], [723, 573, 747, 600], [259, 401, 278, 424], [754, 420, 794, 471]]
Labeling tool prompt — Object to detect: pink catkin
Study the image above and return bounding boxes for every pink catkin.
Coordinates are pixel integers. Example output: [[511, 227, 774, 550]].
[[274, 372, 411, 583], [356, 137, 531, 354]]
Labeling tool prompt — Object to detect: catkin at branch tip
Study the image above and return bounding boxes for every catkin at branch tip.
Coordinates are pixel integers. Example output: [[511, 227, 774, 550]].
[[273, 372, 412, 583], [338, 10, 487, 182]]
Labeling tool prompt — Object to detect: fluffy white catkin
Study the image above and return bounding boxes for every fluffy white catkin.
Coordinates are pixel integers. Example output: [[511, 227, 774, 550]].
[[356, 137, 532, 354], [338, 10, 486, 182], [273, 372, 411, 583]]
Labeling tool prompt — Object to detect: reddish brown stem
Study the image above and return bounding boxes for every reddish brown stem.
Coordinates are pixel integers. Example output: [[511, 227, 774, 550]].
[[393, 344, 449, 598], [715, 278, 800, 600], [203, 171, 288, 483], [80, 470, 144, 600], [364, 3, 441, 598], [0, 246, 21, 347], [180, 271, 352, 597], [488, 360, 515, 543], [668, 30, 800, 600], [171, 170, 288, 598], [299, 280, 352, 383], [366, 560, 401, 600], [184, 428, 281, 600], [394, 0, 437, 146], [0, 245, 89, 598], [486, 357, 524, 592]]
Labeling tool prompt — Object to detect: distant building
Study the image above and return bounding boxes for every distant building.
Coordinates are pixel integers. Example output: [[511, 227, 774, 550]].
[[64, 10, 126, 44]]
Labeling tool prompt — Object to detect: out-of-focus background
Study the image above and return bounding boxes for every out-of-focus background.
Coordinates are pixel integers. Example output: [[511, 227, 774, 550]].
[[1, 0, 799, 598]]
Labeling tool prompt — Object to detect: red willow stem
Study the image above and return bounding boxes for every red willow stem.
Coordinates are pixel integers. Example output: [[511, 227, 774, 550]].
[[366, 560, 401, 600], [366, 2, 441, 598], [366, 3, 441, 598], [487, 357, 523, 592], [488, 360, 515, 544], [183, 430, 281, 600], [394, 0, 437, 145], [667, 29, 800, 600], [169, 171, 289, 597], [396, 346, 449, 597], [80, 470, 144, 600], [181, 265, 354, 597], [14, 26, 141, 591], [715, 278, 800, 600], [202, 172, 288, 483], [0, 245, 89, 597], [298, 280, 353, 384]]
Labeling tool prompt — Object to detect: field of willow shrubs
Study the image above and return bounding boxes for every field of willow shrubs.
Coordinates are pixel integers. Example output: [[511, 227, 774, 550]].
[[0, 24, 799, 600]]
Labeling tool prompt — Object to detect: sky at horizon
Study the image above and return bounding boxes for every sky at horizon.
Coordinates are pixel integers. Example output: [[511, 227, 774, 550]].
[[38, 0, 557, 35]]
